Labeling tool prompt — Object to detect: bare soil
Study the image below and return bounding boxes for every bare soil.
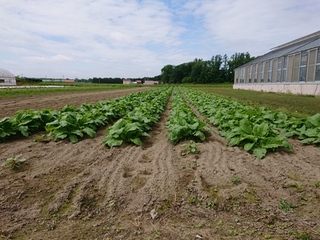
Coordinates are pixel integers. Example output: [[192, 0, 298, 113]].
[[0, 89, 320, 240]]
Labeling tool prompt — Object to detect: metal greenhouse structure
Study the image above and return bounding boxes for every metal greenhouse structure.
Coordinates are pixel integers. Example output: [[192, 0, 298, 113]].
[[0, 67, 16, 86], [234, 30, 320, 96]]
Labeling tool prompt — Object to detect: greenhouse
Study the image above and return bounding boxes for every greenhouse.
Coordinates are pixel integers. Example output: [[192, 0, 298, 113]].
[[0, 67, 16, 86], [234, 30, 320, 96]]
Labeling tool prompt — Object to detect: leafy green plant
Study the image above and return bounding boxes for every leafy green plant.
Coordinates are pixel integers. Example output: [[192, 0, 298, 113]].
[[45, 111, 97, 143], [2, 154, 27, 170], [279, 199, 296, 213], [0, 109, 57, 141], [231, 175, 240, 185], [223, 119, 292, 158], [0, 117, 16, 141], [315, 181, 320, 188], [281, 182, 303, 192], [104, 118, 151, 147], [181, 140, 200, 156], [292, 231, 313, 240], [298, 113, 320, 144]]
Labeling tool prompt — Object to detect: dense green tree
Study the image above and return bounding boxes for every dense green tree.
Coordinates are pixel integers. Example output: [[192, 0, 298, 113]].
[[159, 52, 255, 84], [161, 65, 175, 84], [227, 52, 255, 81]]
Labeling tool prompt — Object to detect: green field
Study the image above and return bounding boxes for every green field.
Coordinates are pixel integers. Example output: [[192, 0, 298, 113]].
[[187, 84, 320, 117], [0, 83, 145, 99]]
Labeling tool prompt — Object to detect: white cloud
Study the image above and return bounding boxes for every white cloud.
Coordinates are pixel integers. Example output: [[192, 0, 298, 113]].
[[187, 0, 320, 56], [0, 0, 320, 78], [25, 54, 74, 63]]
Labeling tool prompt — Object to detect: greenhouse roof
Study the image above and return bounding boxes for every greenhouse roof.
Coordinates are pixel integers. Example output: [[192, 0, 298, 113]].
[[0, 67, 15, 78], [237, 30, 320, 69]]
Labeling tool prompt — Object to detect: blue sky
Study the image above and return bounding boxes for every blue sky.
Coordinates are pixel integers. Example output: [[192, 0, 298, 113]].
[[1, 0, 320, 79]]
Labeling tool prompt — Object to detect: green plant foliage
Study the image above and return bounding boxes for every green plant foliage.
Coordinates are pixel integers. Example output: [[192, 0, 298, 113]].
[[45, 92, 153, 143], [231, 175, 240, 185], [181, 140, 200, 156], [103, 87, 171, 147], [279, 199, 296, 213], [181, 87, 320, 158], [0, 88, 167, 143], [223, 119, 292, 159], [2, 154, 27, 170], [298, 113, 320, 144], [0, 117, 16, 141], [292, 231, 313, 240], [0, 109, 57, 141], [167, 89, 212, 145]]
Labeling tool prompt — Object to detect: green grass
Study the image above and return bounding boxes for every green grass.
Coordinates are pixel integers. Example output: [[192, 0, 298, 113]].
[[187, 84, 320, 117], [0, 83, 147, 99]]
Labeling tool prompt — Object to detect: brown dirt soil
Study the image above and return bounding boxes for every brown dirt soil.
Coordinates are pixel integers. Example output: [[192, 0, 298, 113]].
[[0, 87, 153, 119], [1, 89, 320, 240]]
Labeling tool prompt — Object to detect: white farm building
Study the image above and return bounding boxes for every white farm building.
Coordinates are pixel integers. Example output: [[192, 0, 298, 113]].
[[234, 31, 320, 96], [0, 67, 16, 86]]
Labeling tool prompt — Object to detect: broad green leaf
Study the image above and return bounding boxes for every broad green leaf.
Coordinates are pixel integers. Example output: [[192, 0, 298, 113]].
[[244, 142, 255, 151], [307, 113, 320, 127], [18, 126, 29, 137], [53, 132, 67, 140], [303, 128, 318, 137], [104, 138, 123, 147], [300, 138, 317, 144], [126, 123, 140, 132], [239, 120, 252, 134], [253, 148, 267, 159], [141, 132, 151, 137], [228, 137, 241, 146], [72, 130, 84, 137], [253, 122, 269, 137], [130, 137, 142, 145], [194, 131, 205, 141], [189, 122, 199, 130], [69, 134, 79, 143], [83, 127, 96, 138]]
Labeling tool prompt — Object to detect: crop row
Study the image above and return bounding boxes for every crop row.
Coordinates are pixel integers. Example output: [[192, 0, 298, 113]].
[[183, 87, 320, 158], [185, 89, 320, 147], [182, 88, 296, 158], [103, 87, 172, 147], [0, 88, 168, 143], [167, 88, 212, 145]]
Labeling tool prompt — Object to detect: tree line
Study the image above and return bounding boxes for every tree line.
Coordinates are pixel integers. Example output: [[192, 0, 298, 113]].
[[160, 52, 255, 84]]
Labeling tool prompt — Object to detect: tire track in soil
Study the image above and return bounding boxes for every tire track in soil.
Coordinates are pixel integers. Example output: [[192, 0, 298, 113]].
[[98, 97, 189, 214]]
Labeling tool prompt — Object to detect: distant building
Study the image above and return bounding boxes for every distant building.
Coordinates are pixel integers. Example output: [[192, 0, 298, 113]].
[[62, 79, 75, 83], [144, 80, 159, 85], [234, 30, 320, 96], [0, 67, 16, 86], [123, 79, 132, 84]]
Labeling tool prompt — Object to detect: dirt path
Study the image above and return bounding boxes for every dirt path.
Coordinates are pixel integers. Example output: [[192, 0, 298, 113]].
[[0, 89, 320, 239]]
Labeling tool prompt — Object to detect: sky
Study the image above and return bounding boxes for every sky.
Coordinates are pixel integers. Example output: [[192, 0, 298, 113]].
[[1, 0, 320, 79]]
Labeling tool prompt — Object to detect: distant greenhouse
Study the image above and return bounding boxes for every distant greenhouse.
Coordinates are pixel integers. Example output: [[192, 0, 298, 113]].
[[0, 67, 16, 86], [234, 30, 320, 96]]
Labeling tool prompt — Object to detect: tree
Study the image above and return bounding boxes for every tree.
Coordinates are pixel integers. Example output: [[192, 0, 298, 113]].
[[227, 52, 255, 82], [161, 65, 175, 84], [159, 52, 255, 84]]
